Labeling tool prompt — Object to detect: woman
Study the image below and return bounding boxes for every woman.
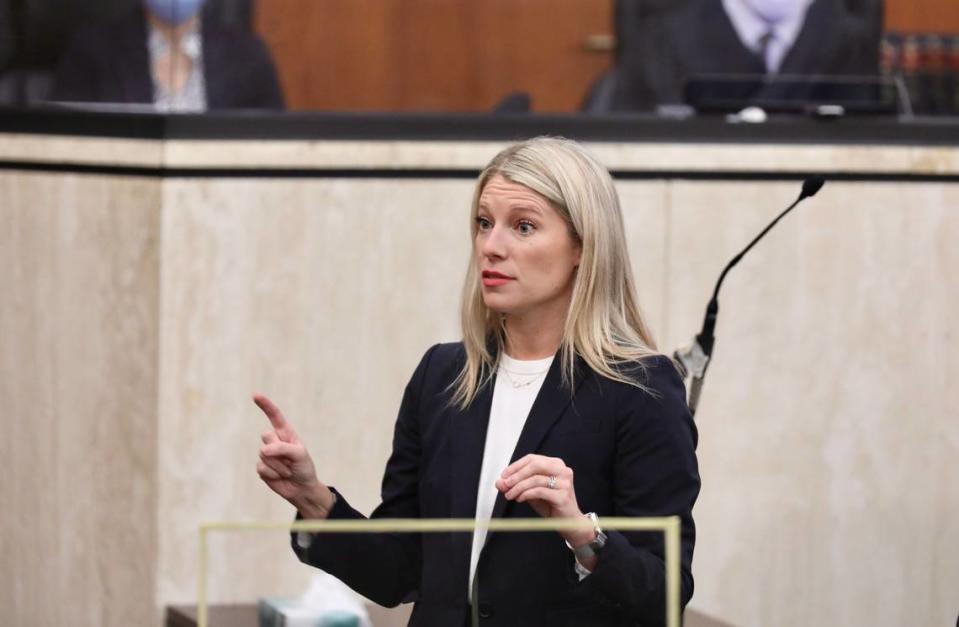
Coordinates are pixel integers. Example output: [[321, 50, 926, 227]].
[[256, 137, 700, 626]]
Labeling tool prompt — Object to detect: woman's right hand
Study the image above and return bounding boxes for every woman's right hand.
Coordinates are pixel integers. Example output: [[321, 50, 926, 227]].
[[254, 393, 336, 520]]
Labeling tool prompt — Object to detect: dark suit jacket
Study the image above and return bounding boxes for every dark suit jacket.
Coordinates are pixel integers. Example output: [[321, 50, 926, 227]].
[[50, 6, 284, 110], [292, 343, 700, 627], [0, 0, 13, 73], [610, 0, 879, 111]]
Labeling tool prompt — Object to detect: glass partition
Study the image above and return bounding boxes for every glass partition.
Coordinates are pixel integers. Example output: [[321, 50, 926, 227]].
[[195, 516, 683, 627]]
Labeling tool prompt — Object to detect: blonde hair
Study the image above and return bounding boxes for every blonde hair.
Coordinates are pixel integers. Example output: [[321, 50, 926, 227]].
[[452, 136, 659, 408]]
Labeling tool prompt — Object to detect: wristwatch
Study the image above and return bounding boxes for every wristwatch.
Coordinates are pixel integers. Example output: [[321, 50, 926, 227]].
[[566, 512, 607, 560]]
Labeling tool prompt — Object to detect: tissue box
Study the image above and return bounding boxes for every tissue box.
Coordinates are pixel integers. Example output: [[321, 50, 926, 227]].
[[258, 598, 360, 627]]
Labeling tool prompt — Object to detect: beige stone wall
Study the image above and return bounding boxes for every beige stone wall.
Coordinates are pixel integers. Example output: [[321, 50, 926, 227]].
[[0, 172, 161, 627], [2, 144, 956, 627], [659, 181, 959, 627]]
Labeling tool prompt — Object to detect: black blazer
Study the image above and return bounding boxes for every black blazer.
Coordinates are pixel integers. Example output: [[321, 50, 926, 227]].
[[293, 343, 700, 627], [50, 6, 284, 110], [610, 0, 878, 111]]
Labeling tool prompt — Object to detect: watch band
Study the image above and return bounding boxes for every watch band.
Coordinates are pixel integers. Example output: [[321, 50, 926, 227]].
[[567, 512, 607, 560]]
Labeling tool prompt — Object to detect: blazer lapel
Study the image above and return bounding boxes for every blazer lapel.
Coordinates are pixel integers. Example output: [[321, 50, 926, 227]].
[[449, 377, 495, 519], [488, 353, 583, 522], [447, 373, 495, 588], [776, 0, 834, 76]]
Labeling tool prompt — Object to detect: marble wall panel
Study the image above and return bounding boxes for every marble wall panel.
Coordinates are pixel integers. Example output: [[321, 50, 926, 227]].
[[0, 172, 161, 627], [617, 181, 671, 344], [662, 180, 959, 627], [0, 134, 163, 168], [158, 139, 959, 176]]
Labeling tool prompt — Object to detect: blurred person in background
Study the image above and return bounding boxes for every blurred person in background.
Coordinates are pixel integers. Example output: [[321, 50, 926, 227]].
[[605, 0, 880, 111], [50, 0, 284, 111]]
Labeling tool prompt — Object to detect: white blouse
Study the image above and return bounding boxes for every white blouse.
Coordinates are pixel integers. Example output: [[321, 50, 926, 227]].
[[468, 353, 554, 599]]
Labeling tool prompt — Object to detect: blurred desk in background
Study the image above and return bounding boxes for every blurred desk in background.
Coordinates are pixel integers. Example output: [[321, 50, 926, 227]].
[[3, 108, 959, 176]]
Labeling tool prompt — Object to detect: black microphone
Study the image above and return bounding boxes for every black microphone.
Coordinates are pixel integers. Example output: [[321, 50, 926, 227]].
[[674, 176, 825, 417], [800, 176, 825, 200]]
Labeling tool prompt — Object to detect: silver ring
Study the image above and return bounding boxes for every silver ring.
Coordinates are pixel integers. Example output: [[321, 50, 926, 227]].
[[546, 475, 557, 489]]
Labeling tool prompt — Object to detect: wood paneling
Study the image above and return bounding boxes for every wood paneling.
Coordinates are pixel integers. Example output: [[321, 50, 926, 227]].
[[254, 0, 613, 112], [886, 0, 959, 33]]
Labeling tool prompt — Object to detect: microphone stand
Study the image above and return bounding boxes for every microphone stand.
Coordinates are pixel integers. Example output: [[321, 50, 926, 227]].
[[674, 177, 825, 417]]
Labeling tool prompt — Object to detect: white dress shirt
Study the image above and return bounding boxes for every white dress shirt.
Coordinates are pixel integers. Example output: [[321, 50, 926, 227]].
[[721, 0, 814, 73], [147, 20, 207, 112]]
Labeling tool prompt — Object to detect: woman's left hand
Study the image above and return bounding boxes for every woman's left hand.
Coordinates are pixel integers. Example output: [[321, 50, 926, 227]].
[[495, 454, 594, 548]]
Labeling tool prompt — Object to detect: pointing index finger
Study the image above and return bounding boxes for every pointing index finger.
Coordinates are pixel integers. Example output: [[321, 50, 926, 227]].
[[253, 393, 289, 431]]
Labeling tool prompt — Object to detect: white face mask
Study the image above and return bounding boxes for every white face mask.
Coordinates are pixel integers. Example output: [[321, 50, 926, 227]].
[[743, 0, 806, 23]]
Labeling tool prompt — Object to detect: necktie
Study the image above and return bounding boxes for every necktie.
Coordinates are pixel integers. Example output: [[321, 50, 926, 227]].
[[758, 30, 775, 73]]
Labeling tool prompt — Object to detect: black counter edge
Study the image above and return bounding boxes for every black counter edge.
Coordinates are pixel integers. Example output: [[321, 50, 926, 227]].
[[3, 107, 959, 146], [3, 159, 959, 182]]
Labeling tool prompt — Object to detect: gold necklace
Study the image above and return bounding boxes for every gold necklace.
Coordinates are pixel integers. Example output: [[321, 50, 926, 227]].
[[499, 366, 550, 389]]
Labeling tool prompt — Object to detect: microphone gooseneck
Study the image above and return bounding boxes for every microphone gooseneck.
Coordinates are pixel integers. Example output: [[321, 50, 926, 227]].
[[674, 177, 826, 417]]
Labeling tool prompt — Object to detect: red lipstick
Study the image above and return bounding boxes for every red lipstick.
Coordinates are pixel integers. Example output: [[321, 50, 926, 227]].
[[482, 270, 514, 287]]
